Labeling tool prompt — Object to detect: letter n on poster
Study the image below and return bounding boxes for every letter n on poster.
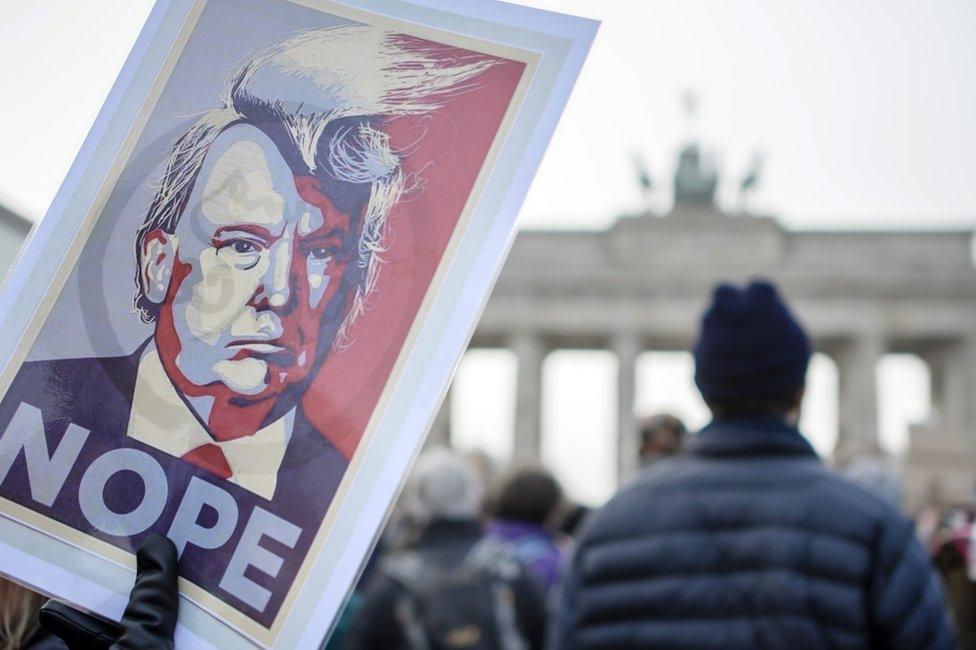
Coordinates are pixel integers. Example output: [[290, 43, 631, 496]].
[[0, 0, 596, 647]]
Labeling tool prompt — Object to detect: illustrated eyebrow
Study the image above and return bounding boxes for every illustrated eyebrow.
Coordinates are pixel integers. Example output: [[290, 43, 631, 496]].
[[300, 227, 348, 243], [213, 224, 275, 243]]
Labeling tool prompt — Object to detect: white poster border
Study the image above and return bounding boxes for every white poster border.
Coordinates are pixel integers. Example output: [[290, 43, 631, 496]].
[[0, 0, 597, 647]]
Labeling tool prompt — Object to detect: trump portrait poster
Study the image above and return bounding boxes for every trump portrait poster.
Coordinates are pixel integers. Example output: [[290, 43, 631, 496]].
[[0, 0, 595, 647]]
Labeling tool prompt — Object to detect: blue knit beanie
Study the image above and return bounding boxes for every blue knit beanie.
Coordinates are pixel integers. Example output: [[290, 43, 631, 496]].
[[693, 280, 811, 404]]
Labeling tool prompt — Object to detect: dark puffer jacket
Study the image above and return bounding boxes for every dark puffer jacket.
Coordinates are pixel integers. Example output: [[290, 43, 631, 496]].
[[553, 417, 956, 649]]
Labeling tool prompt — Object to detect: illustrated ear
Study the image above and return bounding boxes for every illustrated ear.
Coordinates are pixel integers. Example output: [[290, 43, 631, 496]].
[[140, 230, 177, 304]]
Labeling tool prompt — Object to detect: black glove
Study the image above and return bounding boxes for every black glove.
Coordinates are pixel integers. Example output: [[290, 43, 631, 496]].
[[39, 533, 179, 649]]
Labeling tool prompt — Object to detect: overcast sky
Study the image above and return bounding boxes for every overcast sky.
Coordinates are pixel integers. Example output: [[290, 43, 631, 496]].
[[1, 1, 974, 229], [0, 1, 968, 503]]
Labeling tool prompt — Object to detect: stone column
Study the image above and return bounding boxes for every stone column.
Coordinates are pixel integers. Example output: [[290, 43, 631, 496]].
[[834, 333, 884, 458], [925, 336, 976, 441], [425, 386, 452, 449], [904, 336, 976, 510], [614, 331, 641, 485], [511, 331, 544, 462], [965, 334, 976, 447]]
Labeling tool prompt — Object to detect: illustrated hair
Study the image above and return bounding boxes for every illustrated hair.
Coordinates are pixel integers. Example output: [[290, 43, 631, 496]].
[[134, 23, 496, 347]]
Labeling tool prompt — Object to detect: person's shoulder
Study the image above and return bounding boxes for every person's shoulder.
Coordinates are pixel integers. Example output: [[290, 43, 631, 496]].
[[6, 352, 138, 407], [0, 351, 142, 434], [575, 456, 698, 541], [370, 547, 430, 605], [16, 351, 139, 390], [602, 454, 709, 508], [580, 453, 907, 548], [283, 409, 351, 473], [808, 466, 912, 532]]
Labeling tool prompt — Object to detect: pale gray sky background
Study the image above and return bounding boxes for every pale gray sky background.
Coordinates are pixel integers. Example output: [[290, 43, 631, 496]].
[[0, 1, 970, 503]]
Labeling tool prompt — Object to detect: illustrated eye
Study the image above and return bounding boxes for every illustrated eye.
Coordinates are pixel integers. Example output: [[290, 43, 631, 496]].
[[232, 239, 258, 254], [307, 247, 332, 261], [214, 236, 264, 269]]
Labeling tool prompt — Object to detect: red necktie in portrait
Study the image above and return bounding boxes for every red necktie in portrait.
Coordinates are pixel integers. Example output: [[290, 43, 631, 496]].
[[181, 444, 233, 480]]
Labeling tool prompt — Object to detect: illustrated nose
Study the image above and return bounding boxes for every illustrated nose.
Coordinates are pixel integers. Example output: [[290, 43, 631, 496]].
[[255, 240, 294, 311]]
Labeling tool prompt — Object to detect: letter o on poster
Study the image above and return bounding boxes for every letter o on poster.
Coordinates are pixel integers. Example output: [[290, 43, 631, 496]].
[[78, 449, 168, 536]]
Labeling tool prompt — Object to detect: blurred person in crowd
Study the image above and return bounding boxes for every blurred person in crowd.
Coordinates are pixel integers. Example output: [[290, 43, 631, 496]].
[[637, 413, 687, 466], [557, 504, 590, 541], [487, 467, 566, 596], [0, 578, 51, 650], [554, 503, 591, 569], [465, 449, 501, 516], [325, 549, 382, 650], [345, 448, 546, 650], [553, 280, 956, 649], [932, 506, 976, 649]]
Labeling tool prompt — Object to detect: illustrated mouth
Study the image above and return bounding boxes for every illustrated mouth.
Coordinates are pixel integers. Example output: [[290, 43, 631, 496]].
[[226, 339, 296, 367], [226, 341, 286, 354]]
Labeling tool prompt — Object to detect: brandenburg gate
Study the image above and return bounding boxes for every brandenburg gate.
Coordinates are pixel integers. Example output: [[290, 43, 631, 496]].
[[431, 144, 976, 510]]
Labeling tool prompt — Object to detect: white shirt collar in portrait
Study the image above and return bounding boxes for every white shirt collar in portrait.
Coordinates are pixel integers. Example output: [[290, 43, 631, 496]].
[[125, 344, 294, 500]]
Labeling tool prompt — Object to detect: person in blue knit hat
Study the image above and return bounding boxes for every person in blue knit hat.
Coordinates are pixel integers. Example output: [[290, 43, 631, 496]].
[[553, 279, 956, 650], [693, 279, 811, 417]]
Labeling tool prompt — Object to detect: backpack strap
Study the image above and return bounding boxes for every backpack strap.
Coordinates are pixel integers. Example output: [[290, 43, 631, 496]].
[[463, 539, 527, 650], [491, 581, 527, 650], [382, 553, 431, 650]]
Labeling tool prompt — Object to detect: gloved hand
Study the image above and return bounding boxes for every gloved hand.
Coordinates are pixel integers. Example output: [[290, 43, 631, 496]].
[[39, 533, 179, 649]]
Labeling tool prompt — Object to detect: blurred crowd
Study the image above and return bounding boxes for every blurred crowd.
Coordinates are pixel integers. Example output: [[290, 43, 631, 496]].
[[326, 432, 976, 649], [2, 279, 975, 649], [330, 279, 974, 650]]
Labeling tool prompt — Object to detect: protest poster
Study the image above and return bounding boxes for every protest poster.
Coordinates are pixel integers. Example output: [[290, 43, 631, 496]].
[[0, 0, 595, 646]]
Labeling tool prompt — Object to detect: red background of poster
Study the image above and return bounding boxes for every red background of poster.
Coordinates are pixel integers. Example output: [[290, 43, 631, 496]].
[[302, 55, 526, 458]]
